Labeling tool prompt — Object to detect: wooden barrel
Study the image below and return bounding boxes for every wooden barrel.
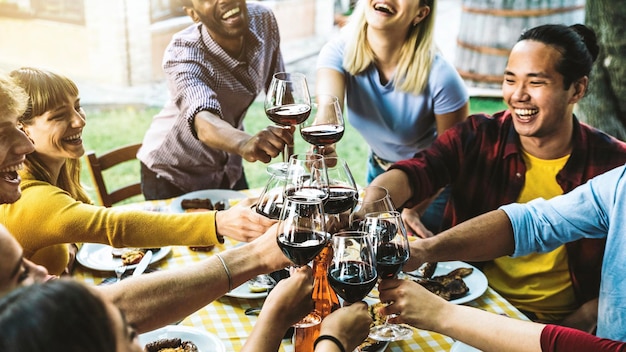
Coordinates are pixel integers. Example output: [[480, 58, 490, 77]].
[[454, 0, 585, 90]]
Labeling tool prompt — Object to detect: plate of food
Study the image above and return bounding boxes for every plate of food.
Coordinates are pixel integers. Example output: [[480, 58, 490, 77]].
[[170, 189, 247, 213], [224, 279, 271, 299], [140, 325, 225, 352], [450, 340, 482, 352], [405, 261, 488, 305], [76, 244, 171, 271]]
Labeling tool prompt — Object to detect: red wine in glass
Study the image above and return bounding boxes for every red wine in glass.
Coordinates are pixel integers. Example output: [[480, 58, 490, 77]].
[[300, 94, 344, 155], [300, 124, 344, 146], [324, 186, 358, 214], [277, 230, 329, 266], [328, 260, 378, 303], [376, 242, 409, 279], [266, 103, 311, 126]]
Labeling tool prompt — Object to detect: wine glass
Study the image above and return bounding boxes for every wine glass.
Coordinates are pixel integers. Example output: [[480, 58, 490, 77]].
[[320, 157, 358, 215], [328, 231, 378, 304], [362, 211, 413, 341], [284, 153, 329, 203], [265, 72, 311, 174], [276, 195, 329, 327], [256, 165, 288, 220], [349, 185, 396, 230], [300, 94, 344, 155]]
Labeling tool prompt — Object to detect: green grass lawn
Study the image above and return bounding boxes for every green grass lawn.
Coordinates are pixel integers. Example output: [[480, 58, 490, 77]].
[[80, 97, 506, 204]]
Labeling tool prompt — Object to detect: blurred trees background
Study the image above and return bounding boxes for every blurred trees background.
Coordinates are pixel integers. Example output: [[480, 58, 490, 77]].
[[577, 0, 626, 140]]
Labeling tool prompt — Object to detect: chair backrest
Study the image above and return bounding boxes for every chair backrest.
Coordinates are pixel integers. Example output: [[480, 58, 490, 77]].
[[85, 143, 143, 207]]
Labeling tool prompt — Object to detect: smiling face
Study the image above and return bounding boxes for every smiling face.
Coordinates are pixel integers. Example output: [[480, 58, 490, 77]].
[[187, 0, 248, 40], [21, 95, 86, 167], [502, 40, 585, 143], [0, 114, 34, 204], [0, 77, 35, 204], [365, 0, 430, 33]]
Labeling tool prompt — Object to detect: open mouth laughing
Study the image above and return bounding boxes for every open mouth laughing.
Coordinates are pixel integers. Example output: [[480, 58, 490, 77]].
[[373, 2, 395, 15], [514, 108, 538, 121], [63, 133, 82, 145], [222, 5, 241, 20], [0, 162, 23, 185]]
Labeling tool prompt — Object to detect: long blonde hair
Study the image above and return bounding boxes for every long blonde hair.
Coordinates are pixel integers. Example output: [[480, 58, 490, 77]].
[[342, 0, 437, 95], [10, 67, 91, 203]]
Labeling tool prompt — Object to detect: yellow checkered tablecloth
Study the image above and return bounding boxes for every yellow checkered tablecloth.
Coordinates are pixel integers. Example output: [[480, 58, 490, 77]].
[[73, 197, 530, 352]]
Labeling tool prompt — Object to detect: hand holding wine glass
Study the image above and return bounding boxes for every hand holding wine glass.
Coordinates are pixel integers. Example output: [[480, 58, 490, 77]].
[[265, 72, 311, 171], [300, 94, 344, 156], [362, 211, 413, 341], [276, 195, 330, 328]]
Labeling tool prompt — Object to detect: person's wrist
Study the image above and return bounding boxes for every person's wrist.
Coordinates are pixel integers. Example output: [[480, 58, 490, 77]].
[[314, 335, 345, 352]]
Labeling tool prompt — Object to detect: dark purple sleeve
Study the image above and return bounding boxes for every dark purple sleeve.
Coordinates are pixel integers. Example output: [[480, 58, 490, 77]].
[[541, 325, 626, 352]]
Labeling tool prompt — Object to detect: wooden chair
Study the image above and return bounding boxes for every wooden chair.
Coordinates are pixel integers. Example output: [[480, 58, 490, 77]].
[[85, 143, 143, 207]]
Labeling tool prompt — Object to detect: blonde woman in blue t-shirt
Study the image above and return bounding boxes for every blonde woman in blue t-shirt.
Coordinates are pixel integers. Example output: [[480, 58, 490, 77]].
[[316, 0, 469, 235]]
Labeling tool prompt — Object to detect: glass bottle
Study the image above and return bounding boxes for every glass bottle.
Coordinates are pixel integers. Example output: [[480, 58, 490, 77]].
[[293, 242, 340, 352]]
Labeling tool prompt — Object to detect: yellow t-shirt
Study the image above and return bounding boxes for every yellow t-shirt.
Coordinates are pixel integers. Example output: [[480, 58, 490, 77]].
[[483, 150, 578, 322]]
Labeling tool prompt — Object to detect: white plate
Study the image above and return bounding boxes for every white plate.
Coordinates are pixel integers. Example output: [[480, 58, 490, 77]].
[[139, 325, 225, 352], [224, 281, 269, 299], [76, 244, 171, 271], [170, 189, 247, 213], [406, 261, 488, 304], [450, 340, 482, 352]]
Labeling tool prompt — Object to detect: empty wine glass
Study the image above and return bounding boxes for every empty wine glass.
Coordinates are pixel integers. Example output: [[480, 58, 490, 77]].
[[349, 185, 396, 230], [300, 94, 344, 155], [328, 231, 378, 304], [362, 211, 413, 341], [276, 195, 329, 327], [256, 166, 288, 220], [284, 153, 329, 203], [265, 72, 311, 175]]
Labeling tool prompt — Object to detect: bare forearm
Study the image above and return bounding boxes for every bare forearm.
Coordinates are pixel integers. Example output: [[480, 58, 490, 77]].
[[369, 169, 414, 209], [434, 304, 544, 352], [417, 210, 516, 263], [194, 110, 249, 155], [99, 245, 270, 332]]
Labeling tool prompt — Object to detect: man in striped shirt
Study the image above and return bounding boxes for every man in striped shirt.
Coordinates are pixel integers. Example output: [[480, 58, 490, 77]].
[[138, 0, 292, 199]]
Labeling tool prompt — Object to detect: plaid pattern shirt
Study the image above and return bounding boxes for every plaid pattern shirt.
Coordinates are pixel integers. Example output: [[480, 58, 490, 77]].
[[138, 2, 284, 191], [392, 110, 626, 303]]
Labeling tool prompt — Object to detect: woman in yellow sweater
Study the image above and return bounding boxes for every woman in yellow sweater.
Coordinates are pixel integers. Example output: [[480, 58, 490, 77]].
[[2, 67, 274, 275]]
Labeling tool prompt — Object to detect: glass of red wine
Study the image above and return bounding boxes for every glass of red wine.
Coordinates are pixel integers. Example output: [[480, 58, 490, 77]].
[[300, 94, 344, 155], [276, 195, 329, 327], [328, 230, 378, 304], [265, 72, 311, 175], [320, 157, 358, 215], [362, 211, 413, 341]]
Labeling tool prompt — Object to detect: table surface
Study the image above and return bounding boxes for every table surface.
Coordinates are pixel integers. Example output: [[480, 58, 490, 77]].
[[73, 196, 529, 352]]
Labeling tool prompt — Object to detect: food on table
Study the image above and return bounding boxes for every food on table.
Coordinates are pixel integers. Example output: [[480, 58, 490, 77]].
[[111, 247, 160, 266], [181, 198, 226, 211], [248, 282, 268, 293], [143, 337, 198, 352], [416, 261, 438, 278], [181, 198, 226, 251], [410, 266, 473, 301]]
